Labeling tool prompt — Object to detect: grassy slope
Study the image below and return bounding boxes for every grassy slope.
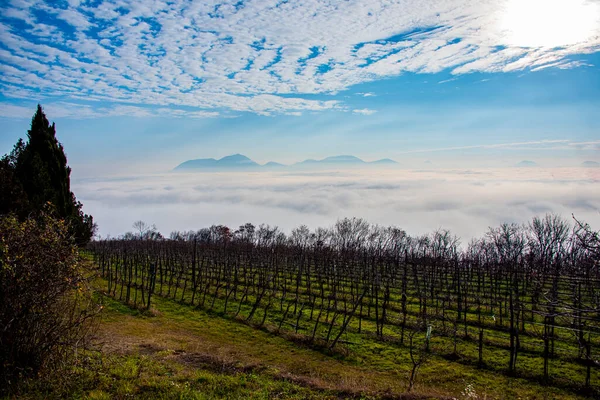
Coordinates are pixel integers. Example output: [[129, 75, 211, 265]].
[[11, 266, 597, 399], [88, 293, 442, 399]]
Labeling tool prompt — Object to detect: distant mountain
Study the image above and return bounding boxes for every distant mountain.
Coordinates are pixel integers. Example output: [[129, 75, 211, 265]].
[[515, 160, 538, 167], [295, 155, 397, 166], [174, 154, 259, 170], [175, 158, 218, 169], [371, 158, 398, 165], [296, 155, 362, 165], [322, 155, 364, 163], [216, 154, 258, 167], [582, 161, 599, 168], [175, 154, 398, 171], [263, 161, 286, 168]]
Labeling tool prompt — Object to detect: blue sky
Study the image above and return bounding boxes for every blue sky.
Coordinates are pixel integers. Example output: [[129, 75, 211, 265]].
[[1, 0, 599, 174], [1, 0, 598, 237]]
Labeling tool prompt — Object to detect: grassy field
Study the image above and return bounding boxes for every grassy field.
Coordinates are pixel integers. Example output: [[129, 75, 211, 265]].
[[9, 261, 598, 400]]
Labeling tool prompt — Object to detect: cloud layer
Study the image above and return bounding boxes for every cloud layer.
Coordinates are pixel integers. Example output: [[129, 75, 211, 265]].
[[1, 0, 598, 116], [75, 167, 600, 241]]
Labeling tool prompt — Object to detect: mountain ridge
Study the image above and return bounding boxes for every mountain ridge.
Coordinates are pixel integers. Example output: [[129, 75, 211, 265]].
[[174, 154, 399, 171], [515, 160, 538, 167]]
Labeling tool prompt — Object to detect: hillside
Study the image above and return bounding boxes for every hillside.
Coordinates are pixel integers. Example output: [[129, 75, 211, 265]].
[[67, 268, 590, 400], [83, 225, 600, 400]]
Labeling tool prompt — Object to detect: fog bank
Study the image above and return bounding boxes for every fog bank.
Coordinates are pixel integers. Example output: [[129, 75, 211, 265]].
[[74, 167, 600, 242]]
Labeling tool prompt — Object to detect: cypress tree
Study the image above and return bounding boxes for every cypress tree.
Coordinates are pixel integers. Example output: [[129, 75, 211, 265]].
[[1, 104, 96, 244], [16, 105, 72, 216]]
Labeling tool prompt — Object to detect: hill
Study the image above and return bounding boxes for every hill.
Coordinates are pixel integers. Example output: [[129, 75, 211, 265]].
[[263, 161, 287, 168], [370, 158, 398, 165], [295, 155, 398, 167], [175, 154, 398, 171], [174, 154, 259, 170], [515, 160, 538, 167], [59, 255, 589, 400], [582, 161, 599, 168]]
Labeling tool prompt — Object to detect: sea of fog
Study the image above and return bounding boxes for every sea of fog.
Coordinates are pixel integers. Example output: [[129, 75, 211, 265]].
[[73, 167, 600, 243]]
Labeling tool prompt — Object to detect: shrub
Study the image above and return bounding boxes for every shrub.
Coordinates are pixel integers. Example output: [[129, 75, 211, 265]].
[[0, 212, 98, 391]]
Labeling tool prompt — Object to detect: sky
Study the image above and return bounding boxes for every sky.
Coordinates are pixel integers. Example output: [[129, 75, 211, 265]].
[[0, 0, 599, 237]]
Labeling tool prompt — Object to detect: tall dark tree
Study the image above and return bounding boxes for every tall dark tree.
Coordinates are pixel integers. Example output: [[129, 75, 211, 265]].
[[0, 139, 29, 217], [0, 105, 96, 244]]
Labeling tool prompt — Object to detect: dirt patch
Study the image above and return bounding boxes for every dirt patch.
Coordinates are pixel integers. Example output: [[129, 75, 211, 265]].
[[137, 343, 165, 356], [170, 348, 449, 400], [175, 351, 262, 374]]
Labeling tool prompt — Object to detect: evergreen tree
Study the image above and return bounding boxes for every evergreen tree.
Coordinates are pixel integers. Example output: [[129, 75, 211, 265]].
[[16, 105, 72, 216], [0, 105, 96, 244], [0, 139, 29, 217]]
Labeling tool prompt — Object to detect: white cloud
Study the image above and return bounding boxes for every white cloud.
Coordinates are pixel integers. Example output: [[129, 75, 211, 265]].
[[568, 140, 600, 151], [0, 0, 598, 116], [75, 167, 600, 241], [438, 77, 458, 84], [0, 102, 221, 119], [353, 108, 377, 115], [0, 103, 36, 118]]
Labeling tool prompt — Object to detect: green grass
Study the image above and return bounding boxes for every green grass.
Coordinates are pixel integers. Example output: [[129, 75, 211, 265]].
[[105, 268, 598, 392], [11, 263, 597, 400], [11, 350, 345, 399], [92, 279, 596, 399]]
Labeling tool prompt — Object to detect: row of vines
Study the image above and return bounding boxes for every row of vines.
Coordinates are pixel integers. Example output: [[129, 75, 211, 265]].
[[89, 215, 600, 392]]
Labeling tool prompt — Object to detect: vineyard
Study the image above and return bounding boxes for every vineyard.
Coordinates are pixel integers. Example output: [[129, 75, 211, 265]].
[[89, 215, 600, 396]]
